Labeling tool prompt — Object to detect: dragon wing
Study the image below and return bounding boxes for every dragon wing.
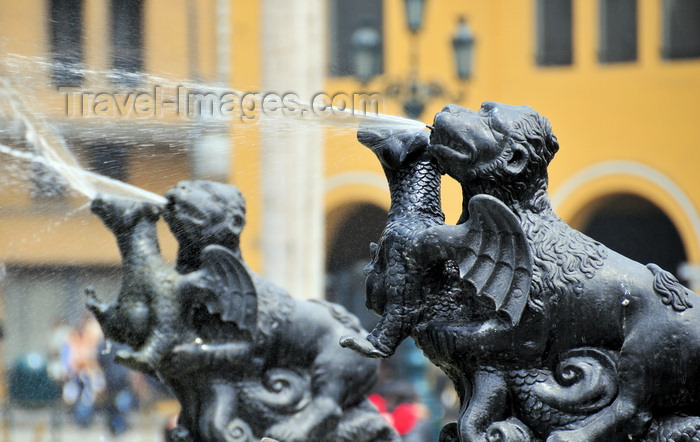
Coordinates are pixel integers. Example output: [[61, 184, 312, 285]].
[[183, 244, 257, 333], [417, 194, 532, 326], [460, 195, 532, 325]]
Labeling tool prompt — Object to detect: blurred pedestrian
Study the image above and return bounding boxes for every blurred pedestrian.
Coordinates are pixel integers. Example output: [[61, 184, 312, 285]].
[[64, 315, 104, 427], [47, 319, 71, 388], [369, 380, 430, 441], [97, 340, 135, 436]]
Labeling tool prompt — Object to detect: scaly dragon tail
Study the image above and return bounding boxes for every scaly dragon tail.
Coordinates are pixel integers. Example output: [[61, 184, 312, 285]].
[[642, 414, 700, 441]]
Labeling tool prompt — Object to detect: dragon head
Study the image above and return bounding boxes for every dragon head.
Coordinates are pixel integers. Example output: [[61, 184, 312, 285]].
[[164, 180, 246, 270], [430, 102, 559, 212]]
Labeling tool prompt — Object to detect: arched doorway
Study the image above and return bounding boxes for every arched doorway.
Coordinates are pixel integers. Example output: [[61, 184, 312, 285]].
[[325, 202, 454, 438], [576, 193, 687, 282], [326, 203, 386, 330]]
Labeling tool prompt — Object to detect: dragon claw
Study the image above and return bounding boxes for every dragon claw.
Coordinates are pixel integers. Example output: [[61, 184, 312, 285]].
[[339, 336, 390, 359], [115, 349, 156, 376], [114, 349, 135, 364], [85, 287, 106, 313]]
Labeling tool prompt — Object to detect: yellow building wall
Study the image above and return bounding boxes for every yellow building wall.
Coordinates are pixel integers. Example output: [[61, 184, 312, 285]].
[[1, 0, 699, 274], [324, 0, 700, 269], [0, 0, 261, 267], [0, 1, 699, 402]]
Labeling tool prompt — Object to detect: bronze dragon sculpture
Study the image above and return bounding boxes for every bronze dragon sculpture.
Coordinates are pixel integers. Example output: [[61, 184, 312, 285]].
[[340, 126, 445, 358], [87, 181, 398, 442], [353, 102, 700, 442]]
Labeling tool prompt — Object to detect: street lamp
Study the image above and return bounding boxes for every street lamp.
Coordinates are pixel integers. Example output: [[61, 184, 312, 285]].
[[404, 0, 426, 33], [351, 13, 475, 120], [351, 27, 382, 84], [453, 17, 475, 80]]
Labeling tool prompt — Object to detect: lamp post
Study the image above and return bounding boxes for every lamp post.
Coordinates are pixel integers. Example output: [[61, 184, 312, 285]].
[[404, 0, 426, 34], [351, 27, 382, 84], [351, 3, 475, 120], [453, 17, 475, 80]]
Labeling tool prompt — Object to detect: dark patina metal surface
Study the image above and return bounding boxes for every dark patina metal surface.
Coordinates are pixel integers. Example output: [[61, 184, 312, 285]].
[[87, 181, 398, 442], [349, 102, 700, 441]]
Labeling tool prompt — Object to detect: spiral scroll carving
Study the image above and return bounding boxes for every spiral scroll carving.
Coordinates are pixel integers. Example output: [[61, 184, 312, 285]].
[[237, 368, 312, 425], [224, 418, 255, 442], [508, 348, 619, 437]]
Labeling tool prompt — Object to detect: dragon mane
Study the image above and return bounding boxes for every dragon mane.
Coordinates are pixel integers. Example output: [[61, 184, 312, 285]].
[[462, 107, 607, 314]]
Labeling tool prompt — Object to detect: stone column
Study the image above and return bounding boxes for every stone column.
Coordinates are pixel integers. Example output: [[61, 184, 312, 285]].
[[261, 0, 325, 299]]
